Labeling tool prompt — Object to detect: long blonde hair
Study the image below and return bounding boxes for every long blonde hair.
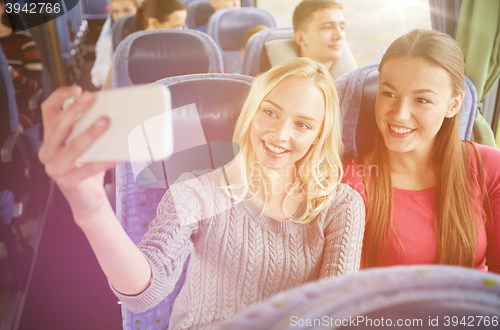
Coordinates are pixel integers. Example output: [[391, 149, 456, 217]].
[[230, 57, 343, 223], [364, 29, 486, 268]]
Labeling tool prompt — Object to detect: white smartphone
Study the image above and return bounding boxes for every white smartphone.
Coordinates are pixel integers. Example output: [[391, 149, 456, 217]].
[[65, 84, 174, 162]]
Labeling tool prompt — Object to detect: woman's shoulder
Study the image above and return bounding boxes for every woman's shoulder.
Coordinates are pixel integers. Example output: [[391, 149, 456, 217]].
[[324, 183, 365, 215], [468, 142, 500, 177], [316, 183, 365, 230], [469, 142, 500, 163]]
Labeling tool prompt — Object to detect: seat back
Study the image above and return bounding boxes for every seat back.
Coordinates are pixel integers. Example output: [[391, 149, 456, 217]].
[[183, 0, 255, 9], [242, 27, 293, 77], [242, 27, 357, 78], [335, 64, 477, 160], [112, 30, 224, 88], [82, 0, 109, 20], [218, 265, 500, 329], [112, 14, 135, 51], [116, 73, 253, 330], [241, 0, 256, 6], [0, 47, 19, 141], [181, 0, 206, 7], [186, 0, 213, 29], [207, 8, 277, 73]]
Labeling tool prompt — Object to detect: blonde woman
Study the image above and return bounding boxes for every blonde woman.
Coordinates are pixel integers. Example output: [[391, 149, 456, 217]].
[[343, 29, 500, 273], [38, 58, 364, 329]]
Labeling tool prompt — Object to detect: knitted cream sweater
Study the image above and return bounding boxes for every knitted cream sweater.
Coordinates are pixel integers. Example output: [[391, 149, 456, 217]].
[[112, 170, 365, 329]]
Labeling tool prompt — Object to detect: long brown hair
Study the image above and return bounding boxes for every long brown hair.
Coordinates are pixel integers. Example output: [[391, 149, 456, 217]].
[[134, 0, 185, 31], [364, 29, 487, 268]]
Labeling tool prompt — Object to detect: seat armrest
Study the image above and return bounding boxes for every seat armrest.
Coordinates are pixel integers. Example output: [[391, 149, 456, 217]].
[[1, 131, 31, 168]]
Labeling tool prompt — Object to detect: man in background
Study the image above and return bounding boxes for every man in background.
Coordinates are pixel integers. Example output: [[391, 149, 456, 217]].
[[292, 0, 354, 77]]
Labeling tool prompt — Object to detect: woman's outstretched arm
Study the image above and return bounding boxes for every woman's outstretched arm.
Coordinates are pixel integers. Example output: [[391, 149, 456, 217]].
[[38, 87, 152, 295]]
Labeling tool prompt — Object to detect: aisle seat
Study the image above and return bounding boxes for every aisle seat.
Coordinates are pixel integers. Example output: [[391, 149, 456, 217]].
[[112, 14, 135, 51], [186, 0, 213, 30]]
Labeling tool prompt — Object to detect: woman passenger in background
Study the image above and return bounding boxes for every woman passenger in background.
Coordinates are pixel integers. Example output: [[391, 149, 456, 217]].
[[134, 0, 187, 31], [92, 0, 187, 89], [97, 0, 187, 89], [91, 0, 142, 89], [343, 29, 500, 273]]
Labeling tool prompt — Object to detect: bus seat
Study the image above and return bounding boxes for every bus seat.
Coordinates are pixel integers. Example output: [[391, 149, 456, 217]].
[[184, 0, 256, 29], [242, 27, 293, 77], [183, 0, 255, 9], [241, 0, 256, 6], [207, 8, 277, 73], [181, 0, 206, 7], [112, 30, 224, 87], [82, 0, 109, 20], [335, 64, 477, 161], [217, 265, 500, 329], [112, 14, 135, 51], [186, 0, 213, 30], [242, 27, 357, 79], [115, 73, 253, 330]]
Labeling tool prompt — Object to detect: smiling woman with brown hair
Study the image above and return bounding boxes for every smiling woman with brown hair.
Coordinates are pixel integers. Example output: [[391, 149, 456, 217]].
[[343, 29, 500, 273]]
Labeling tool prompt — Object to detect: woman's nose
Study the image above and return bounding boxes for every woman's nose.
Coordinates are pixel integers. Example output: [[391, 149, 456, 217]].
[[331, 26, 344, 41], [392, 100, 412, 121], [271, 121, 291, 142]]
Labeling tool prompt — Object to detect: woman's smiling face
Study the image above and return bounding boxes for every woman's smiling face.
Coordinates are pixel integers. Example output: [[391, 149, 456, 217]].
[[249, 76, 325, 171], [375, 56, 463, 157]]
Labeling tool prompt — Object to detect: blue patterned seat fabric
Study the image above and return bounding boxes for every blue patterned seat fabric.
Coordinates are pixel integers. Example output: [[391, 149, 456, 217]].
[[112, 29, 224, 88], [241, 27, 294, 77], [112, 14, 135, 51], [217, 265, 500, 330], [185, 0, 213, 30]]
